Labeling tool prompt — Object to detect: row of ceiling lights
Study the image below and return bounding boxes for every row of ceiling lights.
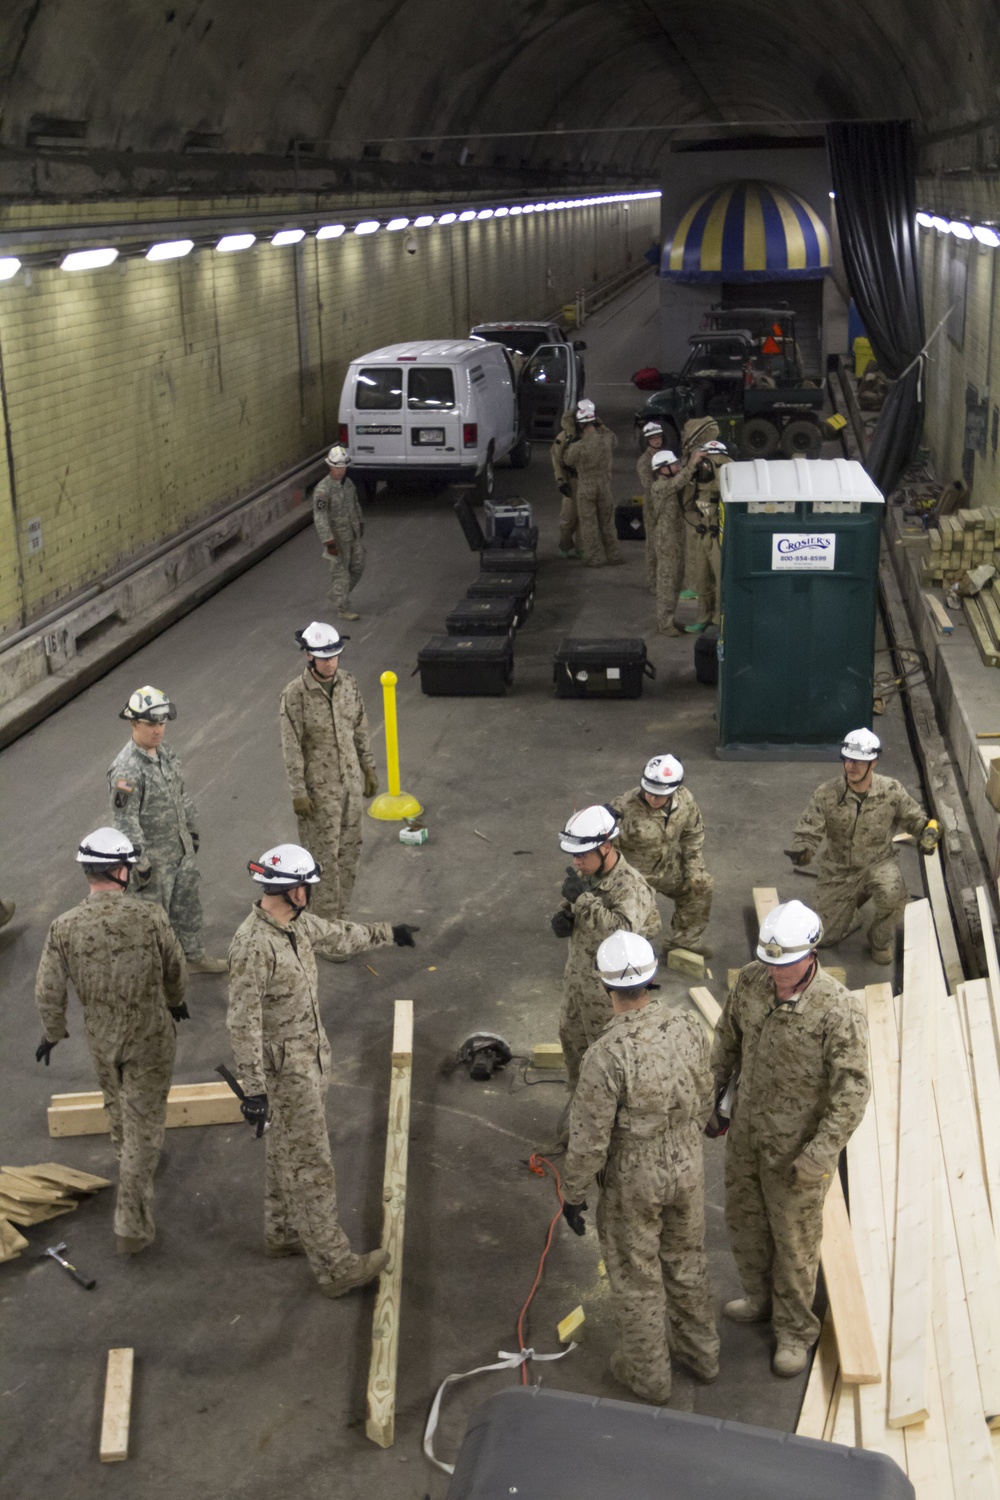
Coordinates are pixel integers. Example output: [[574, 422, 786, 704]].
[[0, 190, 660, 282], [916, 212, 1000, 248]]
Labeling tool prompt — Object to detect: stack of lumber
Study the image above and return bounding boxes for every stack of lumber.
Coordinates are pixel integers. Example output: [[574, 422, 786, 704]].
[[0, 1163, 111, 1259], [921, 508, 998, 584], [963, 580, 1000, 669], [796, 893, 1000, 1498]]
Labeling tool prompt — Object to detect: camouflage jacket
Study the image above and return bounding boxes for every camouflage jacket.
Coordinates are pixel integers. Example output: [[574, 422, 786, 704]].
[[564, 423, 616, 485], [227, 902, 392, 1094], [562, 999, 713, 1203], [611, 785, 706, 886], [636, 447, 655, 500], [560, 853, 661, 986], [35, 892, 186, 1047], [711, 960, 870, 1172], [312, 474, 363, 548], [279, 667, 375, 800], [649, 469, 683, 529], [791, 773, 928, 876], [108, 740, 198, 863], [551, 412, 580, 486]]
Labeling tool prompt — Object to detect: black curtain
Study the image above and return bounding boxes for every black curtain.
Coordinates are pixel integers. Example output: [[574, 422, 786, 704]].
[[826, 121, 925, 495]]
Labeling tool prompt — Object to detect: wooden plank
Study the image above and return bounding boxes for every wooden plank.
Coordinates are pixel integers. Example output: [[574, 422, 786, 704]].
[[831, 1379, 860, 1447], [5, 1163, 111, 1192], [48, 1081, 243, 1138], [964, 597, 1000, 667], [366, 1001, 413, 1449], [688, 985, 721, 1032], [99, 1348, 134, 1463], [796, 1312, 839, 1439], [665, 947, 705, 979], [0, 1172, 68, 1203], [889, 901, 935, 1428], [0, 1215, 29, 1262], [978, 888, 1000, 1043], [924, 591, 955, 633], [821, 1173, 881, 1385], [924, 846, 965, 993], [963, 979, 1000, 1224], [903, 1339, 956, 1500], [0, 1193, 76, 1226], [823, 1373, 843, 1442], [752, 886, 779, 926], [532, 1043, 565, 1069]]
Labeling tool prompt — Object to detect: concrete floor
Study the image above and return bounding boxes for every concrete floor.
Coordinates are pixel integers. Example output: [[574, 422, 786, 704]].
[[0, 275, 930, 1497]]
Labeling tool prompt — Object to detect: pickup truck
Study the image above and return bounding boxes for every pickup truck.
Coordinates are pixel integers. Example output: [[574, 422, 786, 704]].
[[470, 321, 586, 440]]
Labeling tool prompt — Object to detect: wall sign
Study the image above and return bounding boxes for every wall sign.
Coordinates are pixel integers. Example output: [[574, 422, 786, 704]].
[[771, 532, 836, 571]]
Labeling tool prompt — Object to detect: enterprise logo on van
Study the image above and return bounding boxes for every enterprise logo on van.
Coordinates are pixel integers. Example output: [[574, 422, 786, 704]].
[[770, 532, 836, 572], [356, 425, 402, 435]]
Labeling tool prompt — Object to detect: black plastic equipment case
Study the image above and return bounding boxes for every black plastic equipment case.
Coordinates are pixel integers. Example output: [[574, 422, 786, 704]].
[[695, 625, 719, 685], [446, 597, 518, 637], [615, 503, 646, 541], [465, 571, 535, 626], [445, 1387, 914, 1500], [417, 636, 512, 697], [554, 637, 653, 699], [480, 546, 537, 573], [453, 495, 539, 554]]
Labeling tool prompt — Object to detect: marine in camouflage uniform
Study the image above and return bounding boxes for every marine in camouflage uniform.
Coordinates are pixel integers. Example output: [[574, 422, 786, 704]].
[[227, 902, 393, 1284], [313, 469, 365, 619], [280, 660, 377, 921], [676, 441, 731, 629], [789, 773, 929, 955], [563, 997, 719, 1401], [564, 421, 623, 567], [636, 432, 662, 589], [35, 892, 186, 1247], [551, 410, 581, 556], [649, 464, 685, 634], [611, 784, 712, 952], [711, 960, 870, 1350]]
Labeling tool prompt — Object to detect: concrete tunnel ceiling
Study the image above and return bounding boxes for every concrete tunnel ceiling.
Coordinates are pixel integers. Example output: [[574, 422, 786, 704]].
[[0, 0, 997, 191]]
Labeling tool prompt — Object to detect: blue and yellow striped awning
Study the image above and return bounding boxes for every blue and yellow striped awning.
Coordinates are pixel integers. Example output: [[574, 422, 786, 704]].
[[661, 180, 831, 282]]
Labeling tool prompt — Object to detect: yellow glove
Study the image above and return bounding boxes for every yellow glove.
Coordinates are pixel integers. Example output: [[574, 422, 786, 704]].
[[363, 768, 379, 799], [292, 794, 315, 819], [793, 1154, 829, 1185], [918, 819, 941, 854]]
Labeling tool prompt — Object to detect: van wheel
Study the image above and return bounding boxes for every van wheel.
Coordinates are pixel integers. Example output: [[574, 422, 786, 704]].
[[477, 450, 496, 500], [509, 431, 531, 469], [779, 419, 823, 458]]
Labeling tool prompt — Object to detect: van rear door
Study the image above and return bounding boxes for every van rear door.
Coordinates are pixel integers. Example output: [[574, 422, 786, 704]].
[[519, 344, 577, 439], [352, 365, 406, 463], [405, 365, 461, 462]]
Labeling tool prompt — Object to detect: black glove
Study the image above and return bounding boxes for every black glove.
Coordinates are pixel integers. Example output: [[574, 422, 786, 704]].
[[784, 848, 811, 868], [392, 924, 420, 947], [240, 1094, 268, 1133], [562, 1200, 587, 1236], [557, 480, 572, 497], [35, 1037, 59, 1065], [561, 866, 588, 903], [135, 864, 153, 887], [191, 832, 200, 854], [704, 1109, 729, 1139], [169, 1003, 190, 1022], [550, 909, 575, 939]]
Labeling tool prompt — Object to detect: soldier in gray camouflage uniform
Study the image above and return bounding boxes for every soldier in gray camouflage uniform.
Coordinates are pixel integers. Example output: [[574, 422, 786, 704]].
[[279, 623, 378, 923], [564, 402, 623, 568], [227, 842, 418, 1296], [562, 933, 719, 1404], [710, 900, 870, 1376], [34, 828, 187, 1253], [313, 445, 365, 621], [108, 685, 226, 973], [636, 421, 664, 588], [612, 754, 713, 957], [786, 728, 939, 963]]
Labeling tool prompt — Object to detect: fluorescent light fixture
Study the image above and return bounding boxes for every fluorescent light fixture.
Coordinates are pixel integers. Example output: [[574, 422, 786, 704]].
[[949, 220, 973, 240], [459, 210, 476, 221], [216, 233, 256, 252], [509, 205, 522, 215], [930, 216, 949, 232], [146, 239, 194, 261], [437, 212, 457, 225], [476, 208, 493, 220], [916, 212, 934, 228], [522, 206, 535, 215], [973, 225, 1000, 247], [316, 224, 346, 239], [493, 206, 509, 218], [271, 229, 305, 246], [354, 220, 380, 234], [413, 215, 434, 228], [828, 191, 836, 200], [0, 257, 20, 281], [61, 247, 119, 271], [386, 217, 410, 231]]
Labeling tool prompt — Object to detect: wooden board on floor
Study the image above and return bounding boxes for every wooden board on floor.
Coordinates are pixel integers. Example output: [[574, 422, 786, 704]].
[[924, 591, 955, 634], [978, 888, 1000, 1037], [532, 1043, 565, 1069], [99, 1348, 134, 1463], [48, 1081, 243, 1138], [962, 980, 1000, 1224], [0, 1192, 76, 1227], [366, 1001, 413, 1449], [0, 1215, 29, 1263], [752, 887, 779, 927], [924, 846, 965, 994], [821, 1173, 881, 1385], [796, 1312, 839, 1439], [688, 986, 721, 1032], [5, 1163, 111, 1193]]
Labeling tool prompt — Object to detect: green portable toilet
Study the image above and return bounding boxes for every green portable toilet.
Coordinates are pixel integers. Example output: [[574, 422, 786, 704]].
[[717, 458, 884, 759]]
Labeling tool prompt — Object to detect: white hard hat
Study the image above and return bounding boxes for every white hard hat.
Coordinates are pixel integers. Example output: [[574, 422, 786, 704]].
[[120, 686, 176, 722], [575, 399, 596, 422], [76, 827, 141, 865], [559, 804, 620, 854], [640, 754, 684, 795], [249, 843, 322, 889], [326, 445, 349, 465], [295, 622, 346, 658], [702, 440, 729, 455], [651, 450, 678, 470], [596, 932, 658, 989], [841, 728, 880, 762], [642, 421, 663, 437], [757, 900, 823, 966]]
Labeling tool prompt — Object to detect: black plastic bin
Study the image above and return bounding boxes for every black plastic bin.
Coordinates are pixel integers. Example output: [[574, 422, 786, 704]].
[[695, 626, 719, 685], [417, 636, 513, 696], [553, 637, 653, 699], [480, 546, 537, 573], [615, 502, 646, 541], [446, 597, 518, 637], [465, 571, 535, 626]]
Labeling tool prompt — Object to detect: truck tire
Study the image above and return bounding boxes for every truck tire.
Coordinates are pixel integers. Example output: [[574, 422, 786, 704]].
[[476, 448, 496, 501], [779, 419, 823, 458], [509, 430, 531, 469], [741, 418, 780, 458]]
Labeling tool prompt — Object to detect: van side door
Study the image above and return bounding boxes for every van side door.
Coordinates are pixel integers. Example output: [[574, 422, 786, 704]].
[[519, 344, 576, 440]]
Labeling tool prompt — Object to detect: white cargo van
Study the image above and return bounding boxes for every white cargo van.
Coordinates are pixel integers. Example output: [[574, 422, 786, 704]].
[[338, 340, 530, 499]]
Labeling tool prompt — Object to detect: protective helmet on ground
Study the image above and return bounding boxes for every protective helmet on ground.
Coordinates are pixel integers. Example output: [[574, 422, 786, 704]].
[[76, 827, 141, 866], [640, 754, 684, 795], [295, 622, 346, 659], [651, 449, 679, 470], [559, 805, 620, 854], [326, 445, 349, 466], [575, 399, 597, 423], [702, 440, 730, 455], [841, 728, 880, 762], [642, 421, 663, 438], [757, 899, 823, 966], [596, 932, 658, 989], [249, 843, 322, 889], [120, 686, 176, 722]]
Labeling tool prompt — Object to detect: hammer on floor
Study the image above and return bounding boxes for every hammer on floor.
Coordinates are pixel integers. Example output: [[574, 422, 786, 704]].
[[41, 1241, 96, 1289]]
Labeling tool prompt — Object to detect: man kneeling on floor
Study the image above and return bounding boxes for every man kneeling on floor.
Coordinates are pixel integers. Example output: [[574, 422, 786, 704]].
[[560, 933, 719, 1404], [710, 900, 870, 1377]]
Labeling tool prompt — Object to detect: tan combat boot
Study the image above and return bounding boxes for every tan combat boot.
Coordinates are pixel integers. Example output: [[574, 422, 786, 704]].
[[773, 1341, 809, 1378], [319, 1247, 388, 1298], [723, 1295, 770, 1323]]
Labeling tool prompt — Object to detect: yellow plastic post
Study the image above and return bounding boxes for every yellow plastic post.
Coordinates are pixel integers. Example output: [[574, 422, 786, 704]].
[[368, 670, 423, 822]]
